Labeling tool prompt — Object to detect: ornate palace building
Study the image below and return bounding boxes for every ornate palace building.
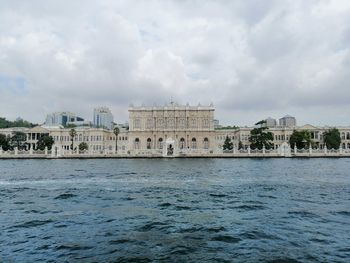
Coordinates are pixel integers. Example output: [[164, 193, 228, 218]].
[[1, 102, 350, 157], [128, 102, 216, 156]]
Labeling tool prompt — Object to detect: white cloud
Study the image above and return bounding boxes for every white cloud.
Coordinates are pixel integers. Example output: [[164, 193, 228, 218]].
[[0, 0, 349, 126]]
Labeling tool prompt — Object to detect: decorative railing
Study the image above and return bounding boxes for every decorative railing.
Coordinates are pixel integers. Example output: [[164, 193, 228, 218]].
[[0, 146, 350, 158]]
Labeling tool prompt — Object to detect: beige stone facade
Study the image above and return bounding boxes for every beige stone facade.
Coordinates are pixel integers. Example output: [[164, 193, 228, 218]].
[[1, 103, 350, 156], [128, 102, 216, 156]]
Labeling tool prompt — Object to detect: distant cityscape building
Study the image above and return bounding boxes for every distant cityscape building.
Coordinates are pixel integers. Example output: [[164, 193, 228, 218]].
[[45, 112, 84, 126], [279, 115, 297, 127], [213, 119, 221, 129], [265, 117, 277, 128], [93, 107, 114, 130]]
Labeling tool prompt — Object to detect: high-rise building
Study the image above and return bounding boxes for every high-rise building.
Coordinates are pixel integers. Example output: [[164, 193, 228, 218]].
[[93, 107, 114, 130], [279, 115, 296, 127], [45, 112, 84, 126], [265, 117, 277, 128]]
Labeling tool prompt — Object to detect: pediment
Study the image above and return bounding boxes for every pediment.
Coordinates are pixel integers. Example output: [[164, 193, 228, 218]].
[[299, 124, 318, 130], [29, 126, 50, 133]]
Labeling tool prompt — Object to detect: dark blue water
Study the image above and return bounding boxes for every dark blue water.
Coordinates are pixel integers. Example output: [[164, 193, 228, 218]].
[[0, 159, 349, 262]]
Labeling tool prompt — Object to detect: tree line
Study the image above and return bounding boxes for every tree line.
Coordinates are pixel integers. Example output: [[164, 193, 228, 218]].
[[0, 117, 37, 129]]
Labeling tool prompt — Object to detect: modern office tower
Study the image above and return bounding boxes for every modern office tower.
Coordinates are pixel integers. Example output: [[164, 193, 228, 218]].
[[45, 112, 84, 126], [279, 115, 296, 127], [93, 107, 114, 130], [265, 117, 277, 128]]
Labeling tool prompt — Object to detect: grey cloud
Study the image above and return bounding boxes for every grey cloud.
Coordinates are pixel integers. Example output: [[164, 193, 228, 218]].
[[0, 0, 350, 126]]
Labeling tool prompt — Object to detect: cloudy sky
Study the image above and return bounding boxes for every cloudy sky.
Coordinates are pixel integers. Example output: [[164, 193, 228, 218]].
[[0, 0, 349, 126]]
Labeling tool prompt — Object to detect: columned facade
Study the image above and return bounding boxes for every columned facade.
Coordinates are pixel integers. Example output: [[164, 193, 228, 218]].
[[128, 102, 216, 156]]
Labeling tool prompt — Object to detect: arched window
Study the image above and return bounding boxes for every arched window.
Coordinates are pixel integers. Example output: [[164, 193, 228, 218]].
[[179, 138, 185, 149], [191, 138, 197, 149], [158, 138, 163, 149], [348, 143, 350, 149], [347, 132, 350, 140], [203, 137, 209, 149], [134, 138, 140, 149], [147, 138, 152, 149]]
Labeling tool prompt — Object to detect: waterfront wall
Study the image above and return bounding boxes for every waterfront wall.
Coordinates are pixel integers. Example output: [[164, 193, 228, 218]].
[[1, 146, 350, 159]]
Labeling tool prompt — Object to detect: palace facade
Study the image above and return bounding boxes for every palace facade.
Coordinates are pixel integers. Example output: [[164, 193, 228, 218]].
[[128, 102, 216, 156], [1, 103, 350, 157]]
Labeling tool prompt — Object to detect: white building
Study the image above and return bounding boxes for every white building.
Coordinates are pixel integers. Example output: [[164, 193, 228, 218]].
[[93, 107, 114, 130]]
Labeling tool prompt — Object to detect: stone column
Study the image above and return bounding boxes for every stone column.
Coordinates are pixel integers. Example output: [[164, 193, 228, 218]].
[[0, 146, 2, 155], [233, 145, 236, 154], [29, 147, 33, 155], [247, 146, 251, 155], [51, 146, 56, 157], [339, 145, 343, 155], [14, 147, 18, 155], [324, 145, 327, 154], [294, 144, 297, 155], [262, 145, 266, 155], [89, 145, 93, 155], [309, 143, 312, 155], [45, 146, 48, 155]]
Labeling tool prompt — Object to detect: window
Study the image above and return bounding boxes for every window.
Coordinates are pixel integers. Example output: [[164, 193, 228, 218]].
[[191, 138, 197, 149], [147, 138, 152, 149], [146, 118, 153, 129], [203, 137, 209, 149], [203, 119, 209, 128], [341, 132, 345, 140], [157, 118, 164, 128], [134, 138, 140, 149], [179, 138, 185, 149], [158, 138, 163, 149], [178, 118, 186, 129], [134, 118, 141, 129], [191, 119, 197, 128], [167, 118, 175, 129]]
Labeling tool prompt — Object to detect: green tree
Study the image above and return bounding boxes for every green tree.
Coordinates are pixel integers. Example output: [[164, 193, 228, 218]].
[[289, 130, 312, 149], [323, 128, 341, 149], [0, 134, 11, 151], [249, 120, 274, 150], [10, 131, 27, 150], [0, 117, 36, 128], [36, 135, 54, 150], [69, 128, 77, 150], [223, 136, 233, 150], [78, 142, 88, 151], [113, 126, 120, 152]]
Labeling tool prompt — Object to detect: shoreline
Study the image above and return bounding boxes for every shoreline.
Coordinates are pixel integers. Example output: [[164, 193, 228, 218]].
[[1, 154, 350, 159]]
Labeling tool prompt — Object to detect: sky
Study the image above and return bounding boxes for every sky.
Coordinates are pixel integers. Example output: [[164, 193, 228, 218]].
[[0, 0, 350, 126]]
